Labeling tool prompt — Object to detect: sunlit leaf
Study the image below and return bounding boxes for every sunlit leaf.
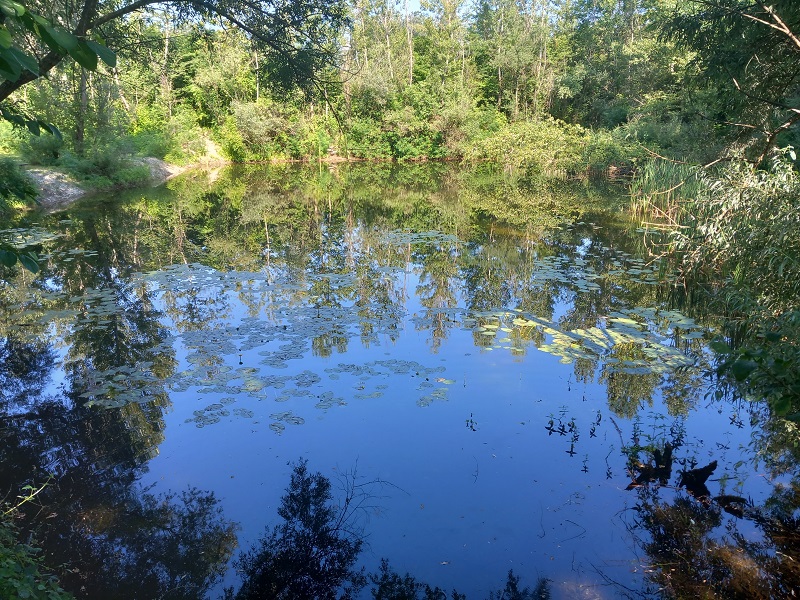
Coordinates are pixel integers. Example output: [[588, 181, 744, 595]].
[[86, 39, 116, 67]]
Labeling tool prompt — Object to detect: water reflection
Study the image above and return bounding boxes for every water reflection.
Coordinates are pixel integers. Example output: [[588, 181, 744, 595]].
[[0, 162, 797, 598]]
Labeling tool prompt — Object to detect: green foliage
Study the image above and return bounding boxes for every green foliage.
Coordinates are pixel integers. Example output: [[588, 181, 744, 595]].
[[0, 155, 36, 210], [14, 129, 65, 165], [464, 118, 582, 172], [0, 160, 41, 273], [550, 0, 685, 129], [710, 315, 800, 421], [224, 100, 296, 161], [629, 159, 704, 221], [464, 118, 638, 176], [11, 133, 150, 191], [0, 515, 74, 600], [217, 116, 248, 163], [618, 91, 723, 163], [345, 118, 392, 159], [0, 0, 115, 133], [47, 143, 147, 190], [0, 244, 39, 275], [667, 149, 800, 420], [163, 107, 209, 165], [659, 0, 800, 160]]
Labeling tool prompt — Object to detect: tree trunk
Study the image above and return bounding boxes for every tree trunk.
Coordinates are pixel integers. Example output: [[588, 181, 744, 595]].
[[74, 68, 89, 155], [405, 0, 413, 84]]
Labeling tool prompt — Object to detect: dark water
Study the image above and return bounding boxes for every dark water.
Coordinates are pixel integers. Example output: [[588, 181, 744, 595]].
[[1, 163, 797, 599]]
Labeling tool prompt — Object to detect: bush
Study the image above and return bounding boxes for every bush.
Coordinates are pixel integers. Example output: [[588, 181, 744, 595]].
[[668, 148, 800, 420], [162, 107, 208, 164], [0, 158, 37, 213], [346, 118, 391, 159], [15, 132, 64, 166], [463, 118, 586, 174], [129, 130, 173, 159], [228, 100, 297, 161], [55, 140, 150, 190], [580, 129, 641, 174]]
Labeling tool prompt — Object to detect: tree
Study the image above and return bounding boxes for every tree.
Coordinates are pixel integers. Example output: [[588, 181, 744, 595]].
[[229, 460, 366, 599], [661, 0, 800, 162], [0, 0, 349, 121], [0, 0, 116, 132]]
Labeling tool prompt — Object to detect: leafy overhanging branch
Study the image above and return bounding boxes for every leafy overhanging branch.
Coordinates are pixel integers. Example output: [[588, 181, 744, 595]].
[[0, 0, 114, 133], [661, 0, 800, 161], [0, 0, 348, 110]]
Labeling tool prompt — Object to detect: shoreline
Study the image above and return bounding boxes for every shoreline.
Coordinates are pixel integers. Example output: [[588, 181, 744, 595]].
[[25, 157, 190, 212], [23, 154, 449, 212]]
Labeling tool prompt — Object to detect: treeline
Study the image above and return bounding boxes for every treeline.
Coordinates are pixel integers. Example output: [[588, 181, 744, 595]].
[[0, 0, 756, 172]]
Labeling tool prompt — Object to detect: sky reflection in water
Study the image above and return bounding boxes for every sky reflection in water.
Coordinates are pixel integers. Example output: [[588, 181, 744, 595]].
[[1, 163, 789, 599]]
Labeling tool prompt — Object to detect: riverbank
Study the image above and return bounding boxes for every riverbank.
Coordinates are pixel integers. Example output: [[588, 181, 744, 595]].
[[24, 157, 187, 212]]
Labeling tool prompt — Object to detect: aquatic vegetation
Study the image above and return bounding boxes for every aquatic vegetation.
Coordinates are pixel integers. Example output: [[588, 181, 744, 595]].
[[1, 163, 795, 599]]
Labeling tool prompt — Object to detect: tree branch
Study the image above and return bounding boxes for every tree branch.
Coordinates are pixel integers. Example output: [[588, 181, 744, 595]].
[[747, 2, 800, 52], [0, 0, 100, 102]]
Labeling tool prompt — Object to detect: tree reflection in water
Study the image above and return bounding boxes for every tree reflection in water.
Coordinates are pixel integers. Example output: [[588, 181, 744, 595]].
[[0, 298, 237, 599], [3, 163, 799, 598], [227, 460, 553, 600], [626, 444, 800, 599], [227, 460, 366, 599]]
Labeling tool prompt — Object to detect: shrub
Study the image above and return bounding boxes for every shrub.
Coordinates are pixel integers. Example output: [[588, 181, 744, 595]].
[[163, 107, 208, 164], [667, 148, 800, 420], [15, 132, 64, 166], [0, 158, 37, 212], [217, 116, 250, 162], [463, 118, 586, 174], [345, 118, 391, 159]]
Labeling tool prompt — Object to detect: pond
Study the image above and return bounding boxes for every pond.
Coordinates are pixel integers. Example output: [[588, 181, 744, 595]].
[[1, 162, 797, 599]]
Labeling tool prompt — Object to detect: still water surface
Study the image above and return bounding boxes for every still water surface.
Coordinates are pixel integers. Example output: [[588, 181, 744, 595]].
[[0, 163, 793, 599]]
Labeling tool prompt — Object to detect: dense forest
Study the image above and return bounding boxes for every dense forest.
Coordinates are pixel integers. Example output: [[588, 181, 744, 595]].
[[1, 0, 799, 598], [0, 0, 796, 168]]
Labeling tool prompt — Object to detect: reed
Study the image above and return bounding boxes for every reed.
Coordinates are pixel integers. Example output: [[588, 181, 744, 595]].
[[629, 159, 703, 226]]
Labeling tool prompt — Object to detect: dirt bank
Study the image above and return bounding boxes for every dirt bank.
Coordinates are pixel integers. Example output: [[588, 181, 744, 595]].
[[25, 157, 186, 212]]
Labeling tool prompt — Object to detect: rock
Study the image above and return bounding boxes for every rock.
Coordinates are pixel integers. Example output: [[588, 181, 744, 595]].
[[133, 157, 186, 185], [24, 168, 86, 212]]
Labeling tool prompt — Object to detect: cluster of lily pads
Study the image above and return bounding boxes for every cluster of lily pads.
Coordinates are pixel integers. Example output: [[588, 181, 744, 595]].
[[3, 225, 709, 433]]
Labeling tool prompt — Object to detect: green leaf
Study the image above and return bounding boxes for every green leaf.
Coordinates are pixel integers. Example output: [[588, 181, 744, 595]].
[[25, 119, 40, 135], [764, 331, 781, 342], [772, 395, 791, 416], [0, 51, 22, 80], [729, 359, 757, 382], [0, 106, 25, 126], [18, 252, 39, 273], [42, 24, 78, 51], [68, 40, 97, 70], [708, 339, 731, 354], [86, 39, 116, 68], [7, 46, 38, 75], [0, 249, 17, 267], [39, 120, 62, 140], [0, 25, 12, 49], [0, 0, 25, 17]]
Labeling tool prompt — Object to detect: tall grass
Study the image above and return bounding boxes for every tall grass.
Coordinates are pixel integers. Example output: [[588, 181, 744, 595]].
[[629, 159, 703, 225]]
